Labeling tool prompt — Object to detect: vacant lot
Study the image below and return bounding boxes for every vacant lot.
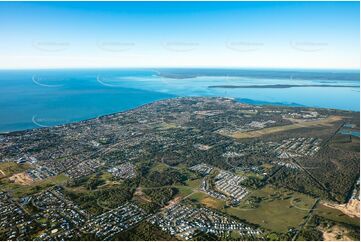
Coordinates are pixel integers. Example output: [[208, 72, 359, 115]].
[[223, 115, 343, 139], [330, 134, 360, 152], [315, 203, 359, 226], [149, 162, 169, 172], [188, 191, 226, 210], [172, 178, 201, 196], [320, 224, 355, 241], [225, 186, 316, 233], [9, 172, 33, 185], [0, 174, 68, 198], [175, 178, 227, 210], [0, 162, 31, 178]]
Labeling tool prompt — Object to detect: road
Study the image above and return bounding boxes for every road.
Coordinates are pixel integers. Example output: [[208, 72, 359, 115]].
[[292, 198, 320, 241]]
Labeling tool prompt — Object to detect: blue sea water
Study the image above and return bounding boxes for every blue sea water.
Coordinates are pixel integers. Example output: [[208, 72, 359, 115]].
[[0, 68, 359, 133]]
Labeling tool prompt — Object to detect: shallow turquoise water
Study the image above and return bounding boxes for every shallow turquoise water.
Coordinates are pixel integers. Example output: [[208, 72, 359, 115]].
[[0, 69, 359, 132]]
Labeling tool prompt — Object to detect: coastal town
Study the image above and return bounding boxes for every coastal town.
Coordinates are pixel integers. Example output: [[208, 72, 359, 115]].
[[0, 97, 359, 241], [0, 0, 359, 240]]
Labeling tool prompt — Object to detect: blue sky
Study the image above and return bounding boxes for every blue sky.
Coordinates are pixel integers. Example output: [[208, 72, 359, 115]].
[[0, 1, 359, 69]]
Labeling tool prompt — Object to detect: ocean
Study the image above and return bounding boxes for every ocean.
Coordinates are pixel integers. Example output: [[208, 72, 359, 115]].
[[0, 68, 359, 133]]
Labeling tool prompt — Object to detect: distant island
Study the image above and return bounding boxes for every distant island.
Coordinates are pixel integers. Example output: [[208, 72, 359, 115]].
[[157, 73, 197, 79], [209, 84, 360, 89]]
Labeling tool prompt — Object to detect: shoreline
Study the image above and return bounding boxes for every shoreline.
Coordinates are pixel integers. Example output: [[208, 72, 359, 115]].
[[0, 96, 359, 135]]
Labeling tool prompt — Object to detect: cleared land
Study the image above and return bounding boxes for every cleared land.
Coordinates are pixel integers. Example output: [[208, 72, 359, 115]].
[[315, 203, 360, 226], [150, 162, 169, 172], [322, 199, 359, 219], [174, 178, 227, 210], [9, 172, 33, 185], [320, 224, 354, 241], [188, 191, 226, 210], [330, 135, 360, 152], [225, 186, 316, 233], [0, 162, 31, 178], [174, 178, 202, 198], [0, 174, 68, 198], [221, 116, 343, 139]]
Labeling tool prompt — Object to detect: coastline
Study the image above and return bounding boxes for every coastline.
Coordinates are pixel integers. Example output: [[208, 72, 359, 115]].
[[1, 96, 359, 135]]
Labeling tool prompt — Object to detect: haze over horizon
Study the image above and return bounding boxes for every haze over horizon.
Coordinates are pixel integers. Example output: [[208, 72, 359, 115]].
[[0, 1, 359, 70]]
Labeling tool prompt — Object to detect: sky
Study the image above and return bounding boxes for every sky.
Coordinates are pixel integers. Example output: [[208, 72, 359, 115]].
[[0, 1, 359, 69]]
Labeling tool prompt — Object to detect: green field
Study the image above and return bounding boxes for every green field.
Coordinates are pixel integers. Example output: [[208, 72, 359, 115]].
[[0, 174, 69, 198], [315, 204, 359, 226], [188, 191, 226, 210], [0, 162, 69, 199], [330, 134, 360, 152], [173, 178, 201, 197], [236, 170, 265, 180], [174, 178, 227, 210], [149, 162, 169, 172], [0, 162, 31, 178], [174, 185, 194, 197], [225, 186, 316, 233], [186, 178, 202, 188]]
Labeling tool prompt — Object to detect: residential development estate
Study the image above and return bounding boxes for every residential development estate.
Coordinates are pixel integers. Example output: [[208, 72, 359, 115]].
[[0, 97, 359, 241]]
